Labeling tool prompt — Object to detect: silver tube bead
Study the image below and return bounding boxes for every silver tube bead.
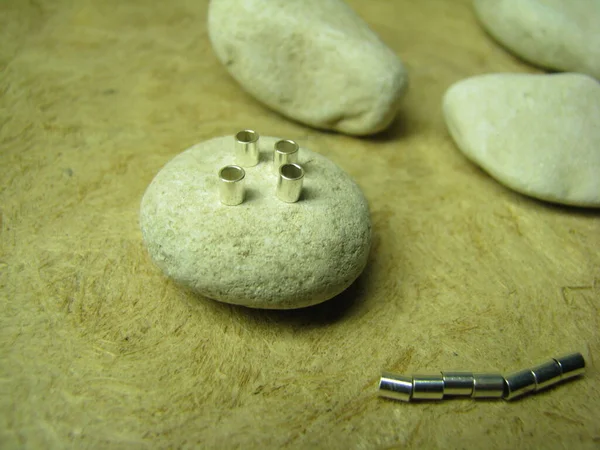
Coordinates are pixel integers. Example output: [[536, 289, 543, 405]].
[[235, 129, 260, 167], [530, 359, 562, 391], [471, 373, 505, 398], [379, 372, 413, 402], [273, 139, 299, 174], [276, 163, 304, 203], [218, 165, 245, 206], [503, 369, 536, 400], [554, 352, 586, 381], [442, 372, 474, 396], [412, 375, 444, 400]]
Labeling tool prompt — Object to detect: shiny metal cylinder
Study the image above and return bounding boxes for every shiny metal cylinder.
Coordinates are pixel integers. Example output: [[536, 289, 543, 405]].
[[412, 375, 444, 400], [235, 129, 260, 167], [472, 373, 505, 398], [379, 372, 413, 402], [554, 353, 586, 381], [218, 165, 245, 206], [531, 359, 562, 391], [273, 139, 299, 174], [442, 372, 474, 396], [276, 163, 304, 203], [503, 369, 536, 400]]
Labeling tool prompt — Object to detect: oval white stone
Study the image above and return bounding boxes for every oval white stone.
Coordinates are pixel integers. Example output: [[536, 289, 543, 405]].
[[208, 0, 408, 136], [140, 135, 372, 309], [474, 0, 600, 79], [443, 73, 600, 207]]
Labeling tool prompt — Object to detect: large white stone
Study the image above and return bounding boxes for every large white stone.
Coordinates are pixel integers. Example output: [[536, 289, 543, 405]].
[[443, 73, 600, 207], [207, 0, 408, 136], [140, 135, 372, 309], [473, 0, 600, 79]]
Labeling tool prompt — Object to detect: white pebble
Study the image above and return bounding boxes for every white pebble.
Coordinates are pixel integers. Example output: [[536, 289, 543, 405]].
[[140, 135, 372, 309], [443, 73, 600, 207], [208, 0, 408, 135], [474, 0, 600, 79]]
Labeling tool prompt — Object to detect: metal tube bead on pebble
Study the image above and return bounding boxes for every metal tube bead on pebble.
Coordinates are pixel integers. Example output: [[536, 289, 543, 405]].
[[218, 165, 245, 206], [273, 139, 299, 174], [442, 372, 474, 396], [379, 372, 413, 402], [471, 373, 505, 398], [503, 369, 536, 400], [235, 129, 260, 167], [276, 163, 304, 203], [412, 375, 444, 400]]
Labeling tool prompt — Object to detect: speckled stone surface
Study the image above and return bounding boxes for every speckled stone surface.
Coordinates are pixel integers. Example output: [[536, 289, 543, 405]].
[[443, 73, 600, 207], [474, 0, 600, 79], [140, 135, 372, 309], [208, 0, 408, 136]]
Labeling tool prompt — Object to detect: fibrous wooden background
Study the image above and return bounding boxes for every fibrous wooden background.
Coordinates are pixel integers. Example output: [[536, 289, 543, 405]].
[[1, 0, 599, 448]]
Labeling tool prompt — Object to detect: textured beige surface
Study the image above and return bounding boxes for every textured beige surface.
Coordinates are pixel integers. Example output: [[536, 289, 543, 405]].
[[208, 0, 408, 135], [1, 0, 599, 449], [140, 135, 371, 309], [443, 73, 600, 207]]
